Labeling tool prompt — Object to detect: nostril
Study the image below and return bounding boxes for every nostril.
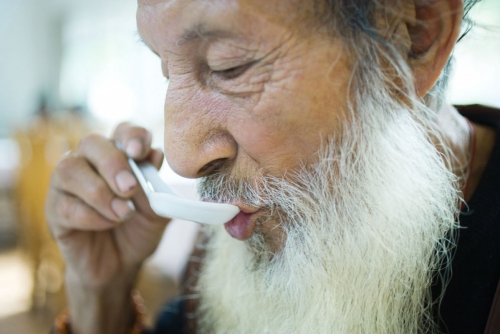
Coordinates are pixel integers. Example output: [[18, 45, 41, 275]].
[[197, 158, 227, 177]]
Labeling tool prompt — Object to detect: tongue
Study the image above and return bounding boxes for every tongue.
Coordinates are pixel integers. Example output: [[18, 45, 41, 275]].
[[224, 212, 255, 240]]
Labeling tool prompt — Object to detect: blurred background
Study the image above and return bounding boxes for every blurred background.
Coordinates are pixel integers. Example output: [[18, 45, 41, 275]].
[[0, 0, 498, 332]]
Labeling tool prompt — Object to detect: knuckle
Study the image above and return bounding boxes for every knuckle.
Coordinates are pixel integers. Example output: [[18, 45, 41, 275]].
[[86, 179, 111, 204], [56, 153, 77, 175], [57, 196, 76, 222], [115, 123, 151, 141], [96, 148, 128, 174], [113, 122, 133, 137], [79, 132, 105, 151], [55, 154, 82, 185], [132, 126, 150, 137], [117, 121, 133, 129]]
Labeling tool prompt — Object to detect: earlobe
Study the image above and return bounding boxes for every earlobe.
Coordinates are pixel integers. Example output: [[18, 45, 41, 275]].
[[406, 0, 463, 97]]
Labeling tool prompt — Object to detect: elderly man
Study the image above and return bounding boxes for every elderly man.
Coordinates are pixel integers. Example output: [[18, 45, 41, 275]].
[[46, 0, 500, 333]]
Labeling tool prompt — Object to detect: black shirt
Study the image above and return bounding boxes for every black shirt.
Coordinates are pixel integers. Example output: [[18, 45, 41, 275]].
[[434, 108, 500, 334]]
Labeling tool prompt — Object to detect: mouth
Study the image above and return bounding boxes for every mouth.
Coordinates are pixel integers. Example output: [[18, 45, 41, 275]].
[[201, 199, 263, 240], [224, 204, 264, 241]]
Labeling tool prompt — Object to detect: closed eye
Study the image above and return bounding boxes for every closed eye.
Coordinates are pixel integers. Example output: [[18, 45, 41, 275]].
[[213, 61, 256, 80]]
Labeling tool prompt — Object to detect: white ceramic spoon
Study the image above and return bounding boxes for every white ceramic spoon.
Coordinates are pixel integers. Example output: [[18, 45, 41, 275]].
[[128, 158, 240, 225]]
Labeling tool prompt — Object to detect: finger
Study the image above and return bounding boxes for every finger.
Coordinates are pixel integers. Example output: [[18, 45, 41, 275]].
[[147, 148, 164, 170], [133, 149, 165, 218], [113, 122, 153, 160], [77, 133, 138, 198], [48, 190, 131, 235], [53, 152, 134, 222]]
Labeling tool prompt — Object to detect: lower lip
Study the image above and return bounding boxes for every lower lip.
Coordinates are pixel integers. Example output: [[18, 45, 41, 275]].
[[224, 211, 260, 240]]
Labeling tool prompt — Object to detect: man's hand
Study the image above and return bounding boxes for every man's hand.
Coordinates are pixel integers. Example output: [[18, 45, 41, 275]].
[[46, 123, 170, 334]]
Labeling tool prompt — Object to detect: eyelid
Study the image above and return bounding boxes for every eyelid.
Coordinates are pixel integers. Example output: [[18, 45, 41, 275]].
[[212, 61, 256, 80], [208, 57, 255, 72]]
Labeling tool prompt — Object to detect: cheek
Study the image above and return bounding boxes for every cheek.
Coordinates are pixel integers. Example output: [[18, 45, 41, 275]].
[[228, 72, 349, 174], [228, 93, 327, 174], [233, 125, 307, 174], [222, 39, 351, 175], [228, 86, 346, 176]]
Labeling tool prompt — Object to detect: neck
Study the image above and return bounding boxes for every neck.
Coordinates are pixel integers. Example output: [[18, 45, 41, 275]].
[[435, 104, 496, 202]]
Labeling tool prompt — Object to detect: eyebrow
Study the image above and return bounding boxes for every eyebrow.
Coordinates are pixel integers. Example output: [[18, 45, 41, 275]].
[[137, 25, 239, 57], [177, 24, 236, 46]]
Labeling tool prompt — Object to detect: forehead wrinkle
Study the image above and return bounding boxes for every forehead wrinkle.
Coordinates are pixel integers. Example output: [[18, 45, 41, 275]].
[[140, 0, 303, 49], [177, 23, 242, 46], [138, 0, 241, 51]]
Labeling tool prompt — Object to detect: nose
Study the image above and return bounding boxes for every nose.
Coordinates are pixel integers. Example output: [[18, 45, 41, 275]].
[[163, 83, 237, 178]]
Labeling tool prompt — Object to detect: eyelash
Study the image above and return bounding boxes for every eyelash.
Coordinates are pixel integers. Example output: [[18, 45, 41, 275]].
[[212, 61, 256, 80], [162, 61, 256, 83]]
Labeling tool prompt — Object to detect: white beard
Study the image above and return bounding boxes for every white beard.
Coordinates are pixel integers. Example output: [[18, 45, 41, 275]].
[[195, 104, 459, 334]]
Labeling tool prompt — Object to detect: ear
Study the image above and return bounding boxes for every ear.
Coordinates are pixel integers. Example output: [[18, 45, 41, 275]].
[[406, 0, 463, 97]]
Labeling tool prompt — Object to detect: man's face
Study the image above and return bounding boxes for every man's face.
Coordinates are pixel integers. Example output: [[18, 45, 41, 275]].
[[137, 0, 352, 241], [138, 1, 460, 332]]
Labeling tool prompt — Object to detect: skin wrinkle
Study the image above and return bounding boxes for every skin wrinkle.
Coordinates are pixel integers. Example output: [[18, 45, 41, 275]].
[[139, 4, 350, 162], [211, 46, 289, 105], [140, 1, 344, 180], [265, 38, 320, 93], [209, 40, 288, 97], [324, 43, 346, 82], [209, 64, 270, 97], [205, 19, 295, 95], [205, 38, 262, 66]]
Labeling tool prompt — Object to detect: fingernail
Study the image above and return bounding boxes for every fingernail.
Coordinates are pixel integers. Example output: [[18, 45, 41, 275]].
[[126, 139, 143, 158], [116, 170, 137, 192], [111, 198, 135, 221]]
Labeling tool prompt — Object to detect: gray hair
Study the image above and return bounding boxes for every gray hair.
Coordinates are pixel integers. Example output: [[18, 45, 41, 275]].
[[316, 0, 481, 111]]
